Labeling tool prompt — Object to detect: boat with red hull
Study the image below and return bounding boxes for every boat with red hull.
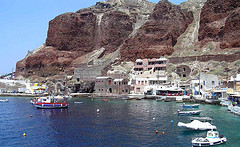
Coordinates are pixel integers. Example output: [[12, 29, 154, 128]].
[[34, 96, 68, 109]]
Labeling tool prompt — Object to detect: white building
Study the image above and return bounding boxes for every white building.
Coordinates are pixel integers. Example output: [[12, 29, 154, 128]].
[[191, 73, 219, 96]]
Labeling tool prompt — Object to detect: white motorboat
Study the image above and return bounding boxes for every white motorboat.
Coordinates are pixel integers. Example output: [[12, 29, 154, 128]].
[[0, 99, 8, 102], [177, 110, 202, 116], [190, 117, 213, 122], [182, 103, 200, 108], [178, 120, 216, 130], [192, 130, 227, 146]]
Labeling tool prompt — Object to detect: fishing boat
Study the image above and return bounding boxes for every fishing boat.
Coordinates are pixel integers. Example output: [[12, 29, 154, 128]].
[[182, 103, 200, 108], [34, 96, 68, 109], [0, 99, 8, 102], [177, 110, 202, 116], [178, 120, 216, 130], [192, 130, 227, 146]]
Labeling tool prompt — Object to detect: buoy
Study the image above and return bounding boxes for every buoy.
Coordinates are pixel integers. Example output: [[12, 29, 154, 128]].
[[170, 120, 173, 123], [23, 133, 26, 136], [30, 115, 32, 117], [162, 132, 165, 135], [97, 109, 100, 112], [155, 130, 158, 134], [153, 117, 155, 120]]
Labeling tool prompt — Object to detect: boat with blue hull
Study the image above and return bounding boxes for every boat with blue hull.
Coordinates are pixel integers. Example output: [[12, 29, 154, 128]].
[[177, 110, 202, 116], [35, 103, 68, 109], [182, 103, 199, 108]]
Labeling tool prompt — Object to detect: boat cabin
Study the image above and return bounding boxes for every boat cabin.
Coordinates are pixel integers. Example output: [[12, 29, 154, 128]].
[[207, 130, 219, 138]]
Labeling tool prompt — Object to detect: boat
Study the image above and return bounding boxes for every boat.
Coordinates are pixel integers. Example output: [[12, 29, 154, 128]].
[[34, 96, 68, 109], [177, 110, 202, 116], [164, 99, 171, 102], [178, 120, 216, 130], [192, 130, 227, 146], [182, 103, 200, 108], [74, 102, 83, 104], [0, 99, 8, 102], [102, 99, 109, 102], [190, 117, 213, 122], [176, 96, 183, 102]]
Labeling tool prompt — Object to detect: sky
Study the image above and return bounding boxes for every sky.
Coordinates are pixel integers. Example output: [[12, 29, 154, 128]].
[[0, 0, 186, 75]]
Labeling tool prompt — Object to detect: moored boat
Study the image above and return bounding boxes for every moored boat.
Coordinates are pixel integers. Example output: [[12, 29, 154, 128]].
[[182, 103, 200, 108], [178, 120, 216, 130], [192, 130, 227, 146], [177, 110, 202, 116], [102, 99, 109, 102], [0, 99, 8, 102], [34, 96, 68, 109], [190, 116, 213, 122]]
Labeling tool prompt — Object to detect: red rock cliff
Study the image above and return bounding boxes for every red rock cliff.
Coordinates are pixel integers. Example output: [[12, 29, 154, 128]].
[[198, 0, 240, 49], [120, 0, 193, 61]]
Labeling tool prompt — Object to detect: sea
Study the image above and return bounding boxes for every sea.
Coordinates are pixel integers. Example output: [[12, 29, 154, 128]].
[[0, 97, 239, 147]]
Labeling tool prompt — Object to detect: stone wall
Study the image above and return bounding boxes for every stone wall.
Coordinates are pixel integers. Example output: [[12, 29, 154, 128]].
[[168, 52, 240, 64]]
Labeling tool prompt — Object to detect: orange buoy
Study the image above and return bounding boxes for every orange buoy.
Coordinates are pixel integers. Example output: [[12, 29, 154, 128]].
[[23, 133, 26, 136], [30, 115, 32, 117], [155, 130, 158, 134], [162, 132, 165, 135]]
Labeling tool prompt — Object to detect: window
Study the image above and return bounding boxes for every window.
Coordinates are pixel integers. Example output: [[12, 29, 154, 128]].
[[77, 78, 80, 82], [212, 81, 215, 85], [126, 89, 128, 93], [114, 82, 116, 84], [183, 68, 186, 71], [108, 80, 111, 85], [136, 88, 140, 92], [183, 74, 186, 77]]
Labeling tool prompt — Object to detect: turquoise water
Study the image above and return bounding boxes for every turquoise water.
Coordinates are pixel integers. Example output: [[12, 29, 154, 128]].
[[0, 97, 239, 146]]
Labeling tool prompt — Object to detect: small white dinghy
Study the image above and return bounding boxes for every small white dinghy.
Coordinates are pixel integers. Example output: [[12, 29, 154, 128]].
[[0, 99, 8, 102], [192, 130, 227, 146], [177, 110, 202, 115], [178, 120, 216, 130]]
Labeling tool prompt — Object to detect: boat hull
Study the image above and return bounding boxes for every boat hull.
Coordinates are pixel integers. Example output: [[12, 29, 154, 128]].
[[35, 103, 68, 109], [178, 110, 201, 116], [182, 104, 199, 108], [192, 138, 227, 146]]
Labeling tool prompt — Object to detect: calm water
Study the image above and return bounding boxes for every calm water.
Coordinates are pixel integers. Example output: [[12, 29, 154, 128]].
[[0, 97, 239, 147]]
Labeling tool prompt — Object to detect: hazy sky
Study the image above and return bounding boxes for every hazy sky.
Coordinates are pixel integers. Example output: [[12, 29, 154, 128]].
[[0, 0, 186, 75]]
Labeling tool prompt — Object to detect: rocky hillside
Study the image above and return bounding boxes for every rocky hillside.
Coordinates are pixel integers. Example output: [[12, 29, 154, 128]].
[[16, 0, 240, 80]]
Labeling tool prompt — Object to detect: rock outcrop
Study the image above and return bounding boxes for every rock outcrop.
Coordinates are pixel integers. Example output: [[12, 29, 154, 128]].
[[198, 0, 240, 49], [15, 0, 240, 80], [120, 0, 194, 61]]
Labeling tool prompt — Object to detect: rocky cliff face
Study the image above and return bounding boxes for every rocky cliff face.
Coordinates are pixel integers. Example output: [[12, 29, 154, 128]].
[[198, 0, 240, 49], [120, 0, 194, 61], [16, 0, 240, 80], [16, 0, 154, 78]]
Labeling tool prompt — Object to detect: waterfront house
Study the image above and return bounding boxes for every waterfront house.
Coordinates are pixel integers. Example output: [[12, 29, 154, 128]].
[[191, 73, 219, 97], [94, 76, 130, 94], [131, 57, 168, 94], [228, 74, 240, 91]]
